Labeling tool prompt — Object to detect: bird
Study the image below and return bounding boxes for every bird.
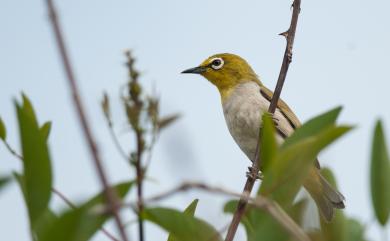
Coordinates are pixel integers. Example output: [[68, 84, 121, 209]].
[[181, 53, 345, 221]]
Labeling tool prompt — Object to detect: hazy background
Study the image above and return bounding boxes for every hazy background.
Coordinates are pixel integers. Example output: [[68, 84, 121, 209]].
[[1, 0, 389, 240]]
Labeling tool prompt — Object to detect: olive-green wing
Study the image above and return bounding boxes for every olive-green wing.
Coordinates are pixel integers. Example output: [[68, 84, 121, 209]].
[[259, 85, 321, 169]]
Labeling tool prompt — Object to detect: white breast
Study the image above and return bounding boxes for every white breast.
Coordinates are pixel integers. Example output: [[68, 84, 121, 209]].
[[222, 81, 294, 161]]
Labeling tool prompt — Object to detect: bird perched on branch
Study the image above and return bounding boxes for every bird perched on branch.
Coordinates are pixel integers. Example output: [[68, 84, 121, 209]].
[[181, 53, 345, 221]]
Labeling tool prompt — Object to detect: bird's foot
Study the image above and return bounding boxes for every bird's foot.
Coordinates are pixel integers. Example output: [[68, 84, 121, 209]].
[[246, 166, 263, 180], [271, 114, 280, 127]]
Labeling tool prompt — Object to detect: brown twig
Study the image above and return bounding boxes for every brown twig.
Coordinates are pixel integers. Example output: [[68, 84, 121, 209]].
[[135, 131, 145, 241], [2, 140, 120, 241], [45, 1, 129, 241], [224, 1, 302, 241], [122, 182, 309, 241]]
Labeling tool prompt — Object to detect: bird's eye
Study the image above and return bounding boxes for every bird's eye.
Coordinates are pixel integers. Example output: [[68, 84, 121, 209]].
[[210, 58, 224, 70]]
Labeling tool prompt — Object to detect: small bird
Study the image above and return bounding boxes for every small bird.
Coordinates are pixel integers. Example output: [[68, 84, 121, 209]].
[[181, 53, 345, 221]]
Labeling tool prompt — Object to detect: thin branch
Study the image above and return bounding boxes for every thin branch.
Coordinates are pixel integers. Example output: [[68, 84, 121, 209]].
[[224, 1, 302, 241], [135, 130, 145, 241], [122, 182, 310, 241], [2, 139, 121, 241], [107, 121, 130, 162], [4, 141, 23, 160], [45, 1, 129, 241]]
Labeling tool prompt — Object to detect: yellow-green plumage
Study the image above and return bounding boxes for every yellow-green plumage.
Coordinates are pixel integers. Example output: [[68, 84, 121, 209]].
[[182, 53, 345, 221]]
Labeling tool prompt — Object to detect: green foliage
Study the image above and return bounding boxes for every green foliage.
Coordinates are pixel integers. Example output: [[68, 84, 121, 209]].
[[370, 120, 390, 225], [15, 95, 53, 231], [0, 116, 6, 140], [224, 200, 289, 241], [101, 92, 111, 126], [143, 206, 222, 241], [344, 218, 367, 241], [259, 108, 352, 207], [167, 199, 199, 241], [0, 175, 11, 193], [39, 181, 133, 241], [259, 113, 277, 171], [40, 122, 52, 141], [306, 169, 368, 241], [320, 168, 347, 241], [282, 107, 342, 149]]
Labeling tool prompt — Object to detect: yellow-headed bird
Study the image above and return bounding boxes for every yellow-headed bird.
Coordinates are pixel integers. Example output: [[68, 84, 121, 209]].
[[182, 53, 345, 221]]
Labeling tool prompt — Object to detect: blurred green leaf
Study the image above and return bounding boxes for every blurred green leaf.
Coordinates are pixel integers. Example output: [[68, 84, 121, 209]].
[[259, 113, 277, 172], [259, 124, 352, 207], [0, 175, 11, 193], [143, 207, 222, 241], [39, 181, 133, 241], [0, 116, 6, 140], [344, 218, 367, 241], [101, 92, 112, 125], [288, 199, 308, 226], [40, 121, 52, 141], [81, 181, 135, 209], [224, 200, 288, 241], [370, 120, 390, 225], [320, 168, 347, 241], [16, 95, 52, 230], [21, 93, 38, 124], [13, 171, 26, 199], [34, 209, 58, 239], [282, 106, 342, 149], [158, 114, 180, 131], [167, 199, 199, 241]]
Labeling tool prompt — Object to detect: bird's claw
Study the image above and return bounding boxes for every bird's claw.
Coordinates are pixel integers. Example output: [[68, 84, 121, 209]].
[[246, 166, 263, 180], [272, 116, 279, 127]]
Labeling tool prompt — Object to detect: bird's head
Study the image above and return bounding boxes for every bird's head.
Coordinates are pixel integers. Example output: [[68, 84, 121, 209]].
[[181, 53, 259, 99]]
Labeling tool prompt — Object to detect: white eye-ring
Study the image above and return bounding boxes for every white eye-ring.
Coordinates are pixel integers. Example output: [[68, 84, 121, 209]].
[[210, 57, 224, 70]]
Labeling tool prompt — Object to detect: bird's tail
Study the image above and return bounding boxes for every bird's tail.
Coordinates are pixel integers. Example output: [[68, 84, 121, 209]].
[[304, 169, 345, 222]]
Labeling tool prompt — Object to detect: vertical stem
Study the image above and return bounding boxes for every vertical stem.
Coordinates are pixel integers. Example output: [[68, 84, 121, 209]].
[[136, 131, 145, 241], [45, 1, 129, 241], [224, 1, 302, 241]]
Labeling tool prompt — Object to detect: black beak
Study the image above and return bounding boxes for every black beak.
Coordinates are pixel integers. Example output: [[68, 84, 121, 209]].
[[181, 66, 207, 74]]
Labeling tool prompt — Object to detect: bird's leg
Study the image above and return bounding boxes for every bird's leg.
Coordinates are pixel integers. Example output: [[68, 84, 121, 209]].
[[246, 166, 263, 180]]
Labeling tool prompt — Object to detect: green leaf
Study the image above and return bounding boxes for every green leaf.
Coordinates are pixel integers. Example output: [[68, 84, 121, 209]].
[[40, 122, 52, 141], [224, 200, 288, 241], [259, 113, 277, 172], [167, 199, 199, 241], [344, 218, 367, 241], [39, 181, 134, 241], [158, 114, 180, 130], [370, 120, 390, 225], [101, 92, 112, 125], [183, 199, 199, 216], [0, 175, 11, 192], [282, 106, 342, 149], [143, 207, 222, 241], [320, 168, 347, 241], [21, 93, 39, 125], [81, 181, 135, 210], [0, 116, 6, 140], [16, 95, 52, 230], [259, 125, 352, 207], [13, 171, 26, 199], [34, 209, 58, 239]]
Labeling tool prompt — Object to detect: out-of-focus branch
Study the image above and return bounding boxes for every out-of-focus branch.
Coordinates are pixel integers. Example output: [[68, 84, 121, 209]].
[[123, 182, 310, 241], [45, 1, 129, 241], [224, 1, 302, 241], [2, 140, 120, 241]]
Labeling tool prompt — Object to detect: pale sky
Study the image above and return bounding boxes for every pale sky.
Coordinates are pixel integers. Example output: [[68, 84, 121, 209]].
[[1, 0, 390, 240]]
